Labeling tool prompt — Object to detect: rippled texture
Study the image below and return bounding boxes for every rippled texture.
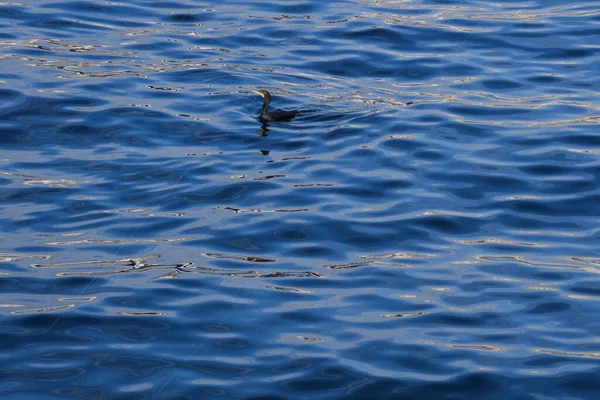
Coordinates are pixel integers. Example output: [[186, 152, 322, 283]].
[[1, 0, 600, 398]]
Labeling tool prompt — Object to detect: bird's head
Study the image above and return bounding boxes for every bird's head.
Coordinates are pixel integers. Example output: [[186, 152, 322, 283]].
[[254, 89, 272, 104]]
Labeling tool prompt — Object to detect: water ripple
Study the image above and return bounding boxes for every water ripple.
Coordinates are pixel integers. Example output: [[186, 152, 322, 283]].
[[1, 0, 600, 398]]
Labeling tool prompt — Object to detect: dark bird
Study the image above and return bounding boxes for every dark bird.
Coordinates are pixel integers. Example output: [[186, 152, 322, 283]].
[[254, 90, 299, 122]]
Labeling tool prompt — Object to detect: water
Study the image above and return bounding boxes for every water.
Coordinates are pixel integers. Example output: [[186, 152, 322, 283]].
[[1, 0, 599, 398]]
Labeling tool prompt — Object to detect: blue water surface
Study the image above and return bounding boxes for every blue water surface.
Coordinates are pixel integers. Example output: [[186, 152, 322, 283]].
[[1, 0, 600, 399]]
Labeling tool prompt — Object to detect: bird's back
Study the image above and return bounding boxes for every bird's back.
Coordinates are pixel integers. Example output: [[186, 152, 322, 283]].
[[264, 109, 299, 122]]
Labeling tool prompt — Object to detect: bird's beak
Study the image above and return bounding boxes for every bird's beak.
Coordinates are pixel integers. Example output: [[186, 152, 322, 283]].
[[254, 90, 264, 98]]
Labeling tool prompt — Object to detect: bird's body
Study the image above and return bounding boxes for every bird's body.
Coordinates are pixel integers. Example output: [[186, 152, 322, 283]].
[[255, 90, 299, 122], [261, 108, 298, 122]]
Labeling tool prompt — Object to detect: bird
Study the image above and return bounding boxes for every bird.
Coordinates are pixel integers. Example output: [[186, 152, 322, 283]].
[[254, 90, 299, 122]]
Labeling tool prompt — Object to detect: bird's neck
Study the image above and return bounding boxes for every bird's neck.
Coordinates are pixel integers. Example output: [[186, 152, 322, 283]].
[[260, 100, 269, 119]]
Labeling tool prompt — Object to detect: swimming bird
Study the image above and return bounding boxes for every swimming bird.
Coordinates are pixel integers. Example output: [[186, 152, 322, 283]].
[[254, 90, 299, 122]]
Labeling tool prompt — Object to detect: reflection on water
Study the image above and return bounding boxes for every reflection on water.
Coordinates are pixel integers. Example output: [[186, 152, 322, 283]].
[[1, 0, 600, 398]]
